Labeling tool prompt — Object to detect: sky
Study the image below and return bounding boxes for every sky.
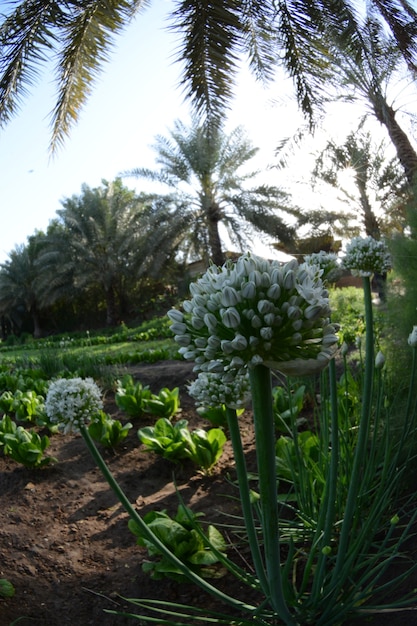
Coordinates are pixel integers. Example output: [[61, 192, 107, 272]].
[[0, 0, 396, 264]]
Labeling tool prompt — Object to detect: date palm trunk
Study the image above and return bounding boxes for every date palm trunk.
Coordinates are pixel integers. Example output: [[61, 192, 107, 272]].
[[372, 95, 417, 186], [105, 285, 118, 327]]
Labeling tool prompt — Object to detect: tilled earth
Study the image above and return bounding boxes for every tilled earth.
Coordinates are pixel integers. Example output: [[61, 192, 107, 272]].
[[0, 360, 417, 626]]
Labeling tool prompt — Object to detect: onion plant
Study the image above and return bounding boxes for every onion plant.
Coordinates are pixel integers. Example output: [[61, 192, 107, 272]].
[[45, 245, 417, 625]]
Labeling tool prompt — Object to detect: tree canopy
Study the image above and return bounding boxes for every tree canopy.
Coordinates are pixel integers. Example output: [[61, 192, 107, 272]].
[[125, 119, 298, 265], [0, 0, 416, 151]]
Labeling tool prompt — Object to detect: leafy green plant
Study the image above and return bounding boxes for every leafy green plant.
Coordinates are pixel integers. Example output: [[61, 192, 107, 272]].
[[12, 389, 45, 422], [115, 376, 181, 419], [0, 578, 15, 598], [88, 411, 132, 448], [0, 414, 17, 445], [145, 386, 180, 419], [329, 286, 365, 344], [115, 375, 153, 417], [0, 416, 56, 468], [0, 390, 14, 414], [128, 505, 227, 581], [138, 418, 226, 472], [275, 431, 321, 483], [272, 383, 306, 432], [138, 418, 190, 461], [183, 427, 227, 473]]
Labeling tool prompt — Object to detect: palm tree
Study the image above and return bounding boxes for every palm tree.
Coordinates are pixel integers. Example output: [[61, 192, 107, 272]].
[[0, 235, 46, 338], [326, 14, 417, 185], [37, 178, 159, 326], [0, 1, 416, 152], [125, 119, 298, 266], [312, 127, 409, 238]]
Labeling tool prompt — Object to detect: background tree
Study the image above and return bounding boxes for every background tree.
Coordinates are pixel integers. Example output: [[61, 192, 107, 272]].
[[326, 13, 417, 185], [312, 128, 409, 239], [125, 119, 298, 266], [0, 234, 46, 338], [37, 179, 165, 326], [0, 1, 416, 151]]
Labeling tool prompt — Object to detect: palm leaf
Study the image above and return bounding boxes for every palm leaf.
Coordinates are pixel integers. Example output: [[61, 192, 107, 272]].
[[51, 0, 144, 151]]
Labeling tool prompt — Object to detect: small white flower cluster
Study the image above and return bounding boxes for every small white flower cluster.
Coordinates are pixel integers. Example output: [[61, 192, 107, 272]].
[[45, 377, 103, 434], [168, 253, 338, 377], [408, 326, 417, 348], [342, 236, 391, 277], [188, 371, 251, 410], [304, 251, 340, 283]]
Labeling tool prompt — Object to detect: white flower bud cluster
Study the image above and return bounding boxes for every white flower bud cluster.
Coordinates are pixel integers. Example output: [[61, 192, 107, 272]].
[[188, 371, 251, 410], [45, 377, 103, 434], [168, 253, 338, 377], [304, 251, 340, 283], [342, 237, 391, 277]]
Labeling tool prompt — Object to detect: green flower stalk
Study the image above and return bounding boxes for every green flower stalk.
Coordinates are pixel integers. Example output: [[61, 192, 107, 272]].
[[330, 236, 391, 584], [170, 253, 338, 624], [45, 377, 259, 618]]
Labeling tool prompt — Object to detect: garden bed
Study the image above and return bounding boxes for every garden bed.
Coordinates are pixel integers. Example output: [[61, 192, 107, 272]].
[[0, 360, 417, 625]]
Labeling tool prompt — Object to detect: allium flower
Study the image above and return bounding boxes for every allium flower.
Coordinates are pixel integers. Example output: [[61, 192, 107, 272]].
[[408, 326, 417, 348], [188, 371, 251, 410], [304, 251, 341, 283], [168, 253, 338, 377], [342, 237, 391, 277], [45, 377, 103, 434]]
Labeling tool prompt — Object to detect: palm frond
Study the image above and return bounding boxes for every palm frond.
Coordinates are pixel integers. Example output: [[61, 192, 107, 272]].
[[170, 0, 241, 123], [370, 0, 417, 71], [51, 0, 145, 152], [0, 0, 64, 126], [239, 0, 278, 83]]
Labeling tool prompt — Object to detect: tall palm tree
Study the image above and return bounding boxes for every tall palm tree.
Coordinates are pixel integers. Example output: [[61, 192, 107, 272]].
[[312, 127, 409, 238], [37, 178, 156, 326], [0, 1, 416, 152], [125, 119, 298, 265], [327, 14, 417, 185]]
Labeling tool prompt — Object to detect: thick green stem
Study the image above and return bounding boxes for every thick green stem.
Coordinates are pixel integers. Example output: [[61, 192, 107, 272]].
[[79, 425, 256, 615], [310, 357, 339, 598], [226, 407, 269, 596], [405, 347, 417, 424], [331, 276, 374, 581], [249, 364, 295, 625]]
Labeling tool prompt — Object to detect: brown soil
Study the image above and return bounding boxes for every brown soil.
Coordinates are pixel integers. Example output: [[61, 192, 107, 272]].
[[0, 360, 416, 626]]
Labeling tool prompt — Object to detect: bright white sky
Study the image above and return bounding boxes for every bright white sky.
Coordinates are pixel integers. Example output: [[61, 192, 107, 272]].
[[0, 0, 396, 264]]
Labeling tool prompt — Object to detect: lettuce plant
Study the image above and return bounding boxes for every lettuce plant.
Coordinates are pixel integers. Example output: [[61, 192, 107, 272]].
[[115, 375, 153, 417], [128, 505, 227, 581], [0, 579, 15, 598], [138, 418, 190, 461], [115, 375, 180, 419], [138, 418, 226, 472], [0, 415, 56, 468], [144, 386, 180, 419], [0, 389, 46, 424], [87, 411, 132, 449]]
